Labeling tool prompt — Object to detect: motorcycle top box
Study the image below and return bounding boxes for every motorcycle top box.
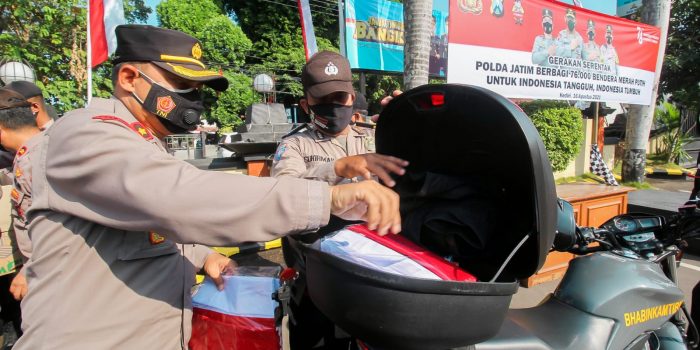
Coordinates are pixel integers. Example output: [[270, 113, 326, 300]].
[[298, 84, 558, 349]]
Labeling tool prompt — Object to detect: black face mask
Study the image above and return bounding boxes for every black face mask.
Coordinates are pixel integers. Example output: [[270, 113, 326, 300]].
[[588, 31, 595, 40], [310, 103, 354, 134], [606, 35, 613, 44], [133, 71, 204, 134], [567, 20, 576, 31], [543, 22, 553, 34]]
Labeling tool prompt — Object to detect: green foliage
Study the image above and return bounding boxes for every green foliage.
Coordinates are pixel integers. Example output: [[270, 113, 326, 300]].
[[366, 74, 402, 115], [517, 100, 570, 116], [123, 0, 152, 23], [0, 0, 151, 114], [661, 0, 700, 110], [0, 0, 87, 114], [156, 0, 222, 36], [198, 16, 251, 66], [207, 72, 256, 128], [221, 0, 341, 98], [156, 0, 255, 127], [519, 101, 583, 172], [654, 101, 692, 163]]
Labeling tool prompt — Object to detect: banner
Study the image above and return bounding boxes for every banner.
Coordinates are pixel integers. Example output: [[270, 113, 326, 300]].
[[344, 0, 449, 77], [447, 0, 661, 105]]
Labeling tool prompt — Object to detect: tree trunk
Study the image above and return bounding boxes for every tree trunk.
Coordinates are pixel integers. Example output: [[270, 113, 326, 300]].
[[403, 0, 432, 90], [621, 0, 672, 182]]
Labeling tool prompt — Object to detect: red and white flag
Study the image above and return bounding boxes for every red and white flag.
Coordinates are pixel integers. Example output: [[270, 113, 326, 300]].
[[297, 0, 319, 61], [89, 0, 125, 68]]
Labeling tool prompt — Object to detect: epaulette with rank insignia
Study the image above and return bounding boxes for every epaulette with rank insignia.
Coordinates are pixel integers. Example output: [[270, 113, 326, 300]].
[[16, 146, 27, 157], [92, 115, 154, 141]]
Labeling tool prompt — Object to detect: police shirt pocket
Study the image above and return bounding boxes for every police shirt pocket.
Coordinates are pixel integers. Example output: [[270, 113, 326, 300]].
[[118, 232, 179, 260]]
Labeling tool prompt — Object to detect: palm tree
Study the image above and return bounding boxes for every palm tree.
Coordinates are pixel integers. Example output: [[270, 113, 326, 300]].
[[403, 0, 432, 89]]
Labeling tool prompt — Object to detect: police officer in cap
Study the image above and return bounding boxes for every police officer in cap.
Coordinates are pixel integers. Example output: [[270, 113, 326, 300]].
[[556, 8, 584, 59], [271, 51, 406, 186], [16, 26, 400, 349], [601, 24, 619, 74], [271, 51, 406, 349], [532, 8, 557, 66], [582, 19, 602, 62]]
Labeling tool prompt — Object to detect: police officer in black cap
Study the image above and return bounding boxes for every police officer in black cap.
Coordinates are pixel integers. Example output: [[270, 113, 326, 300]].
[[16, 25, 401, 349]]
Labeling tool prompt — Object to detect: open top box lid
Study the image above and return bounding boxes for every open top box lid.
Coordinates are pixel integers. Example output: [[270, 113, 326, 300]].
[[376, 84, 557, 280]]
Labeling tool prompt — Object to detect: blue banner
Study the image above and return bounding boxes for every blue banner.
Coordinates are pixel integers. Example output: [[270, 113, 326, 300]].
[[344, 0, 449, 77]]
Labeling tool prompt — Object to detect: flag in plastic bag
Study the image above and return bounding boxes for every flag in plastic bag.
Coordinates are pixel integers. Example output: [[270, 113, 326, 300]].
[[590, 144, 619, 186], [189, 270, 281, 350]]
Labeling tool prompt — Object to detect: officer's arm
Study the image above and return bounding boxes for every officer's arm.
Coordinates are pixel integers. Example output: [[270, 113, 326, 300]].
[[192, 244, 216, 271], [43, 122, 330, 246], [531, 39, 546, 65], [555, 38, 569, 57], [270, 138, 341, 184]]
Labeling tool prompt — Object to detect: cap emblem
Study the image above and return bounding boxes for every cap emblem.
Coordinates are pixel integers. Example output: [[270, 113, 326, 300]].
[[325, 62, 339, 76], [156, 96, 176, 117], [192, 43, 203, 60]]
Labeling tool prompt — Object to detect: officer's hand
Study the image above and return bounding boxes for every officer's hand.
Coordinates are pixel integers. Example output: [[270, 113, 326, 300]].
[[548, 46, 556, 55], [203, 253, 237, 291], [330, 180, 401, 235], [334, 154, 408, 187], [371, 90, 404, 123], [10, 272, 27, 301]]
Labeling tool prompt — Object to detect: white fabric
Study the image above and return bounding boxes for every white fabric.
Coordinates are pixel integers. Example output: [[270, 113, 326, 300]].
[[103, 0, 125, 56], [320, 229, 441, 280], [192, 275, 280, 318]]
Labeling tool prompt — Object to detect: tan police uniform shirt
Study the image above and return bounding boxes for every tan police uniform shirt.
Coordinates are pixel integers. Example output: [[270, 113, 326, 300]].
[[270, 125, 374, 184], [10, 135, 41, 264], [16, 97, 330, 350]]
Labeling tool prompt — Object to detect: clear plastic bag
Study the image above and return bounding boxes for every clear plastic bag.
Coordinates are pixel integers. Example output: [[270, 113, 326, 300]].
[[189, 266, 282, 350]]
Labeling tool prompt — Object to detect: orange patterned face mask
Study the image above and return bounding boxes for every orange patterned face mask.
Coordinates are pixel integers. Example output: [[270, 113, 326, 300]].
[[132, 69, 204, 134]]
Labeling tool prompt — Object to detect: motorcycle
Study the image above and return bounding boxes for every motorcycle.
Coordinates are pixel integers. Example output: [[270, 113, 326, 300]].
[[473, 200, 700, 350], [284, 84, 700, 350]]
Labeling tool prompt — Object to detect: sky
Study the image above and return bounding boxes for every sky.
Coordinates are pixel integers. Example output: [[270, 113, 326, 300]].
[[560, 0, 618, 16], [145, 0, 160, 25]]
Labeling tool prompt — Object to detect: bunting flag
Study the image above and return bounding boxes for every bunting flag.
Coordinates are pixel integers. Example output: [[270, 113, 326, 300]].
[[297, 0, 319, 61], [590, 144, 619, 186], [89, 0, 125, 68]]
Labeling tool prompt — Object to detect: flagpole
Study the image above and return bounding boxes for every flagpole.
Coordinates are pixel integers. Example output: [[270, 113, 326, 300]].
[[87, 0, 93, 106]]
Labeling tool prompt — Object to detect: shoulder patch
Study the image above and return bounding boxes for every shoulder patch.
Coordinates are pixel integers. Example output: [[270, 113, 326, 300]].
[[274, 144, 287, 162], [92, 115, 154, 141]]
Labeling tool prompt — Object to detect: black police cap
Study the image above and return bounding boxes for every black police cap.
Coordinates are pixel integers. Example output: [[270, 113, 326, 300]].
[[5, 81, 43, 99], [113, 25, 228, 91]]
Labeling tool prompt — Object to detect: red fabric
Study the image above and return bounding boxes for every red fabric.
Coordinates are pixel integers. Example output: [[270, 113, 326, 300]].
[[189, 307, 280, 350], [347, 225, 477, 282], [89, 0, 108, 67]]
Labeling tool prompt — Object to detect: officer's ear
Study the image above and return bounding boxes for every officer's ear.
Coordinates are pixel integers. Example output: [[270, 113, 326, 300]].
[[116, 64, 140, 93], [299, 98, 309, 114]]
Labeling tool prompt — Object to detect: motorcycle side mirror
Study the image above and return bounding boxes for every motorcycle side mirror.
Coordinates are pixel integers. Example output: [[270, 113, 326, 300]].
[[553, 199, 577, 251]]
